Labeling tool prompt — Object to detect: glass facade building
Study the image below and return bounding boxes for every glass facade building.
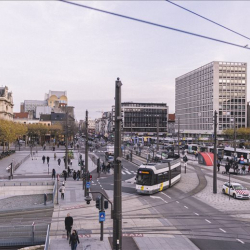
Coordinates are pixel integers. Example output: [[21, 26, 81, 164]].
[[175, 61, 247, 136], [112, 102, 168, 135]]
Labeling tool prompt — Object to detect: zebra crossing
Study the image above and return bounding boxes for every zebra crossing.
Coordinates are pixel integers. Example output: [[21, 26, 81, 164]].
[[122, 170, 137, 175]]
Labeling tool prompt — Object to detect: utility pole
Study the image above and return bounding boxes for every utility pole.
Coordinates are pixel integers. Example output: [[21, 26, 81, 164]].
[[213, 110, 217, 194], [84, 110, 89, 196], [234, 112, 236, 157], [65, 110, 68, 170], [156, 118, 159, 151], [130, 121, 132, 143], [178, 117, 180, 156], [113, 78, 122, 250]]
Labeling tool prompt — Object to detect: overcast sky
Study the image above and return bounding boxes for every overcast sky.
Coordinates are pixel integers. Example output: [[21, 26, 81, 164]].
[[0, 1, 249, 120]]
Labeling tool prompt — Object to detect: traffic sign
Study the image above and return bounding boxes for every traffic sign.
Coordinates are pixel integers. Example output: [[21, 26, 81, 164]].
[[86, 182, 90, 188], [99, 211, 105, 222]]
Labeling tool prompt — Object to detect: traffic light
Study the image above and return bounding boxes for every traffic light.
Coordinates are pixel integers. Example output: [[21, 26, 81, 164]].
[[96, 197, 101, 210], [89, 174, 92, 181], [104, 200, 108, 209]]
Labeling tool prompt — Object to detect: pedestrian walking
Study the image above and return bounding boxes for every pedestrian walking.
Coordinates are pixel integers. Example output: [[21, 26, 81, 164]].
[[63, 170, 67, 181], [73, 171, 76, 180], [52, 168, 56, 180], [76, 170, 80, 181], [43, 144, 46, 150], [65, 213, 73, 240], [58, 158, 61, 166], [60, 183, 65, 199], [217, 162, 220, 172], [54, 153, 56, 160], [69, 229, 80, 250], [68, 166, 71, 177], [42, 155, 45, 164], [47, 156, 50, 164]]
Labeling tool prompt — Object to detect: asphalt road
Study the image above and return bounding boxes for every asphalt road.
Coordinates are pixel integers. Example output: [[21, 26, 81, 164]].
[[89, 147, 250, 249]]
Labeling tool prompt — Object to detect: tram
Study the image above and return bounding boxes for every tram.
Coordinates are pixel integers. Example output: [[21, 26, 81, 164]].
[[135, 158, 181, 194]]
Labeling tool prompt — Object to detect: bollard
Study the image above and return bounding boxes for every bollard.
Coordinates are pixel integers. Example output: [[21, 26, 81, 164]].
[[44, 193, 47, 205]]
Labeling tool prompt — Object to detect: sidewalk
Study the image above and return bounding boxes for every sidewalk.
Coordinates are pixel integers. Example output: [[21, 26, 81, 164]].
[[48, 162, 199, 250]]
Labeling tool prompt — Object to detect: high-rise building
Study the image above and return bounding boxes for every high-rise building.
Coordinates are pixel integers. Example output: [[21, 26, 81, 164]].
[[175, 61, 247, 136]]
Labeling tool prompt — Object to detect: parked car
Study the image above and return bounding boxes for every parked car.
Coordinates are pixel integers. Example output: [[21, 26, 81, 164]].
[[222, 182, 250, 199]]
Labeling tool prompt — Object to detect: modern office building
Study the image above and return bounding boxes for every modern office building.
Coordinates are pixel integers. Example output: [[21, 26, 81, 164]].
[[175, 61, 247, 137], [112, 102, 168, 135], [23, 100, 47, 113]]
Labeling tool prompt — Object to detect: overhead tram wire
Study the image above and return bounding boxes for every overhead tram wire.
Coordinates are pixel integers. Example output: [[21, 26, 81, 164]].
[[59, 0, 250, 51], [165, 0, 250, 41]]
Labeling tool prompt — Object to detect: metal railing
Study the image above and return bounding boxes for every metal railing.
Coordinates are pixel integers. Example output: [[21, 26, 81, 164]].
[[0, 181, 54, 187], [0, 223, 48, 247], [44, 224, 50, 250], [13, 154, 31, 171]]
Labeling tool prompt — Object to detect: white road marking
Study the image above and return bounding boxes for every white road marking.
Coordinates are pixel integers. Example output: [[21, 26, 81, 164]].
[[219, 228, 226, 233], [92, 184, 97, 186], [131, 171, 137, 174], [122, 171, 126, 175], [184, 206, 188, 209], [100, 185, 102, 188], [194, 213, 199, 216], [176, 201, 179, 204], [125, 171, 131, 174], [161, 193, 171, 199], [150, 196, 168, 203], [237, 239, 244, 244], [205, 219, 211, 224]]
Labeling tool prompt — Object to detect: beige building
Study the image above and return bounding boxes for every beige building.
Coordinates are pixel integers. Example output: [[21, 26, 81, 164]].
[[45, 90, 67, 108], [0, 86, 14, 121]]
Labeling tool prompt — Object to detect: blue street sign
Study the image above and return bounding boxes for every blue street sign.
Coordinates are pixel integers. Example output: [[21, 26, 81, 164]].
[[99, 211, 105, 222], [86, 182, 90, 189]]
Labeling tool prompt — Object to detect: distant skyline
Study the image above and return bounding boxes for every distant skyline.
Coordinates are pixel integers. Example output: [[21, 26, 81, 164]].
[[0, 1, 249, 120]]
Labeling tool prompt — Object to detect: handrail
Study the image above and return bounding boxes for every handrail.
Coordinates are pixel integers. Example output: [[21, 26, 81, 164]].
[[44, 224, 50, 250]]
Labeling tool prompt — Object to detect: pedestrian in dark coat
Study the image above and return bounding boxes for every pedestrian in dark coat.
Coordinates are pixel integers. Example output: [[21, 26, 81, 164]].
[[58, 158, 61, 166], [47, 156, 50, 164], [42, 155, 45, 164], [73, 171, 76, 181], [76, 170, 80, 181], [65, 213, 73, 240], [52, 168, 56, 180], [63, 170, 67, 181], [217, 162, 220, 172], [69, 230, 80, 250]]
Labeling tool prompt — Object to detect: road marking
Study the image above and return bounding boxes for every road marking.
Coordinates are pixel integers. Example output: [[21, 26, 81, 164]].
[[176, 201, 179, 204], [161, 193, 171, 199], [219, 228, 226, 233], [100, 185, 102, 188], [150, 196, 168, 203], [125, 171, 131, 174], [184, 206, 188, 209], [131, 171, 137, 174], [122, 171, 126, 175], [237, 239, 244, 244], [194, 213, 199, 216], [92, 184, 97, 186], [205, 219, 211, 224]]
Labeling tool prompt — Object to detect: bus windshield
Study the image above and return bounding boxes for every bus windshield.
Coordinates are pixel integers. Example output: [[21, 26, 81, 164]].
[[136, 173, 152, 185]]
